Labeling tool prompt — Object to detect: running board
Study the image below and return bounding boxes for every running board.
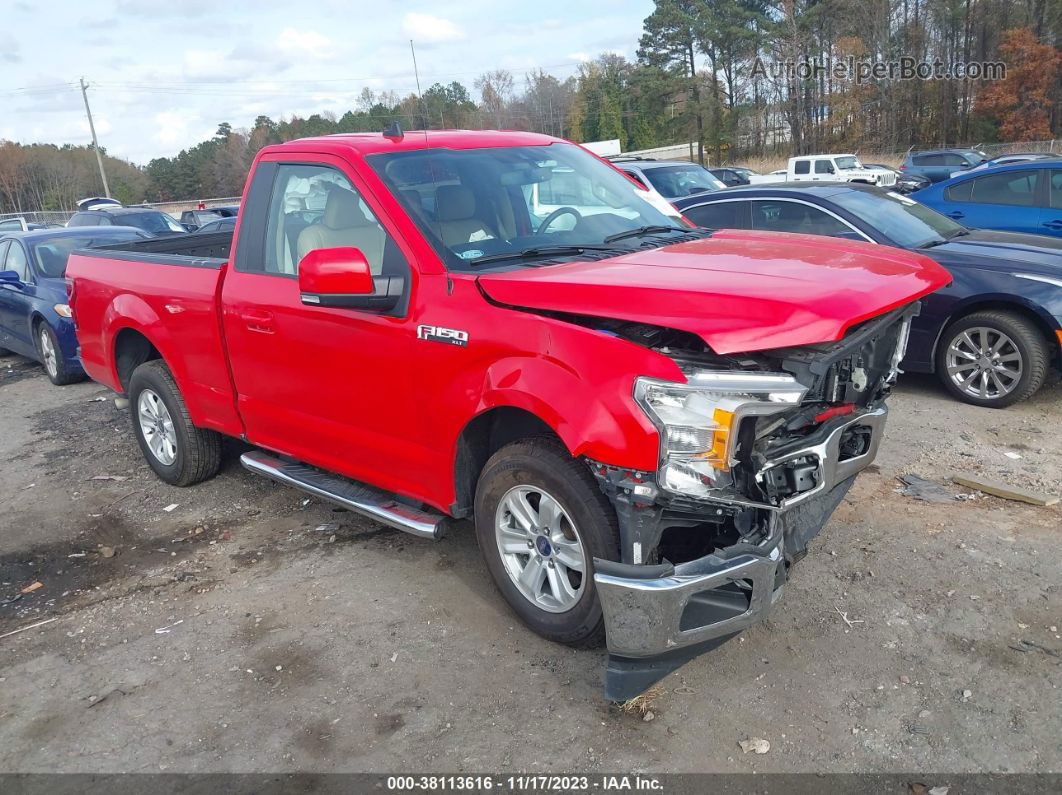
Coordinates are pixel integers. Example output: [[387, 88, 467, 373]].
[[240, 450, 447, 540]]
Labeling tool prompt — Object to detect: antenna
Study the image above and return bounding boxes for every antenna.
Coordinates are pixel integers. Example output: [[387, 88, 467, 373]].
[[410, 39, 428, 130]]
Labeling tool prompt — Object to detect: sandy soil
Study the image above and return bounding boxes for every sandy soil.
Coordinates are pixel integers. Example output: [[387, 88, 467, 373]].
[[1, 352, 1059, 774]]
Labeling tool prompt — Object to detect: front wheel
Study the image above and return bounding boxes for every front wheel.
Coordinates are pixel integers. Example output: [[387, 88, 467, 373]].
[[936, 310, 1048, 408], [36, 323, 82, 386], [474, 437, 620, 648], [128, 360, 222, 486]]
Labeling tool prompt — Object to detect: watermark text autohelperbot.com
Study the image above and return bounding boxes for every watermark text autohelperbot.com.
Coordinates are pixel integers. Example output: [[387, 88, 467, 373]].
[[751, 56, 1006, 83]]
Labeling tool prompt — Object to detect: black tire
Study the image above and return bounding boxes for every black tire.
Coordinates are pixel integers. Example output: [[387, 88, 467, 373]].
[[935, 310, 1049, 408], [474, 437, 620, 648], [127, 360, 222, 486], [35, 322, 83, 386]]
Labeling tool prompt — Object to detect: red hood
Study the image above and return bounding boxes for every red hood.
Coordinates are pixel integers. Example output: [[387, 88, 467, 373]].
[[476, 230, 951, 354]]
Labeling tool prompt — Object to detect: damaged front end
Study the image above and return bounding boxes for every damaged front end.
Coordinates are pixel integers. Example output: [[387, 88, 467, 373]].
[[588, 304, 916, 700]]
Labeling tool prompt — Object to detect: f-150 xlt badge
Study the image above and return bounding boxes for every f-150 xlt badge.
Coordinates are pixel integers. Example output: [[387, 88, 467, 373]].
[[417, 325, 469, 347]]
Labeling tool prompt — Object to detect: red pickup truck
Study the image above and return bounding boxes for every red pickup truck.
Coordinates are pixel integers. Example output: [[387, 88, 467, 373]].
[[67, 129, 950, 699]]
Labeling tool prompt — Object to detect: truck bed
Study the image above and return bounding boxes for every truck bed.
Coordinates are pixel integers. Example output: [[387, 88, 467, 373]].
[[66, 232, 242, 436]]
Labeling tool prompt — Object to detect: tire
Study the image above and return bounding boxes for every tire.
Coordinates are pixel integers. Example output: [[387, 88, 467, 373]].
[[935, 310, 1049, 408], [128, 360, 222, 486], [474, 437, 620, 648], [35, 322, 82, 386]]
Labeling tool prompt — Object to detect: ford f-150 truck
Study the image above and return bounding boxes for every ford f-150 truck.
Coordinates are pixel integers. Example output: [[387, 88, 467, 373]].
[[66, 129, 950, 700]]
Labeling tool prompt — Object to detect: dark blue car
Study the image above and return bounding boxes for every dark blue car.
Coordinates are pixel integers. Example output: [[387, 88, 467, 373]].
[[912, 160, 1062, 238], [0, 227, 148, 385], [674, 184, 1062, 407]]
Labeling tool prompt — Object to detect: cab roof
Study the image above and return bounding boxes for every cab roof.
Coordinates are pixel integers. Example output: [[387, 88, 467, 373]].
[[270, 129, 564, 157]]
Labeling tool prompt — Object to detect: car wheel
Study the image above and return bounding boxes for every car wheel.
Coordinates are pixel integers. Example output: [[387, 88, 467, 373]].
[[474, 437, 620, 648], [128, 360, 222, 486], [936, 310, 1048, 408], [36, 323, 82, 386]]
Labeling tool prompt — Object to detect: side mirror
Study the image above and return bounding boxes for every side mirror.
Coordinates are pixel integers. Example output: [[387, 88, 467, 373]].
[[298, 247, 403, 311], [182, 222, 197, 232], [0, 270, 21, 284]]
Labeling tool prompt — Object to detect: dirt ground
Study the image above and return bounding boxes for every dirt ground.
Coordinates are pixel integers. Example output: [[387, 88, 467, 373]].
[[1, 351, 1060, 775]]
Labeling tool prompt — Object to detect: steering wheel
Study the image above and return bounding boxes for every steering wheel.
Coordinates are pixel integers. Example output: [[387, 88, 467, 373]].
[[536, 206, 583, 235]]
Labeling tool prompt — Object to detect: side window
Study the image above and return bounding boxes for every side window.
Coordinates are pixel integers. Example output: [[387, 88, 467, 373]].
[[914, 154, 941, 166], [0, 241, 9, 269], [96, 215, 112, 226], [258, 163, 407, 277], [682, 201, 747, 229], [968, 170, 1039, 206], [4, 242, 29, 281], [1050, 171, 1062, 209], [751, 201, 855, 237], [66, 213, 91, 227], [945, 180, 973, 202], [814, 160, 834, 175], [793, 160, 811, 175], [940, 154, 967, 167]]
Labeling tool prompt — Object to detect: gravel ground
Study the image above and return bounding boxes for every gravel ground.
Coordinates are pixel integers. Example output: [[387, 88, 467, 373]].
[[0, 352, 1060, 775]]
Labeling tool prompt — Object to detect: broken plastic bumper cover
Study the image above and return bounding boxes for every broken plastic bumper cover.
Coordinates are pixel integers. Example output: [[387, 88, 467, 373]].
[[592, 407, 886, 701]]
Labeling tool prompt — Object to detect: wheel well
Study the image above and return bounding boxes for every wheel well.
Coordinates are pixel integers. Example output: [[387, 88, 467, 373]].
[[114, 328, 162, 392], [935, 301, 1061, 371], [452, 407, 562, 518]]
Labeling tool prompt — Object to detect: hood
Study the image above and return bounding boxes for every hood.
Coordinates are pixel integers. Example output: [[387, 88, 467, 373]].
[[476, 230, 951, 355], [934, 229, 1062, 272], [37, 276, 70, 300]]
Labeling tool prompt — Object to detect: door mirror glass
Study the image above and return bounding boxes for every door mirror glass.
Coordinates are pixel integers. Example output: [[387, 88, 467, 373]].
[[298, 247, 374, 302]]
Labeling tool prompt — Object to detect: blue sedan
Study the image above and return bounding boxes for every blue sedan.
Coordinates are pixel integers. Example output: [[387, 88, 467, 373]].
[[0, 227, 147, 385], [674, 184, 1062, 407], [912, 160, 1062, 237]]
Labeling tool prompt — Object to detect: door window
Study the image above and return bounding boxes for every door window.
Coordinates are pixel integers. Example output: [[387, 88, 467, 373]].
[[940, 153, 968, 167], [682, 201, 748, 229], [3, 242, 29, 282], [967, 170, 1039, 206], [793, 160, 811, 175], [0, 241, 9, 269], [814, 160, 835, 175], [1049, 171, 1062, 209], [751, 201, 854, 237], [257, 163, 406, 277]]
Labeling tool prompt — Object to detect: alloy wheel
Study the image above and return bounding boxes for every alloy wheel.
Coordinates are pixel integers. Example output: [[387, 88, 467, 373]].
[[39, 328, 57, 378], [945, 326, 1023, 401], [494, 485, 586, 613], [137, 388, 178, 465]]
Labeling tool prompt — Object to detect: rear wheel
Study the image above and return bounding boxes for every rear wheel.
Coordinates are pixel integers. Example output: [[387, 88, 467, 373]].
[[36, 323, 82, 386], [936, 310, 1048, 408], [474, 437, 619, 647], [128, 360, 221, 486]]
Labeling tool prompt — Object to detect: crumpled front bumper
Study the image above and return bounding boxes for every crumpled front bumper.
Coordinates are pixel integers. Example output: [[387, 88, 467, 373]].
[[592, 407, 885, 700]]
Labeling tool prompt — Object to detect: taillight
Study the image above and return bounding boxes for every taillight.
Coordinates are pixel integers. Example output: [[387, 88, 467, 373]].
[[898, 164, 907, 171]]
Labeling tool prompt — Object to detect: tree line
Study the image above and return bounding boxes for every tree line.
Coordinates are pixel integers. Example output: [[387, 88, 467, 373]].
[[2, 0, 1061, 210]]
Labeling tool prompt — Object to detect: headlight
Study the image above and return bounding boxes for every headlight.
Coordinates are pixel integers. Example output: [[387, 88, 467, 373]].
[[54, 303, 72, 318], [634, 372, 807, 498]]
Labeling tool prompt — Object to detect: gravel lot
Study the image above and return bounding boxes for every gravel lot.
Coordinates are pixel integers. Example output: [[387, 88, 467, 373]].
[[1, 352, 1060, 775]]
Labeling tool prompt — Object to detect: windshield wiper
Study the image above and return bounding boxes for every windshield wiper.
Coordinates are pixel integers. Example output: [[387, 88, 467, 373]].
[[947, 229, 971, 239], [467, 244, 624, 267], [919, 238, 950, 249], [603, 225, 687, 244]]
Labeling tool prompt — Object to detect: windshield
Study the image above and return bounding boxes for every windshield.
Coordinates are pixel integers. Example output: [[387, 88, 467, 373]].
[[32, 231, 145, 277], [831, 189, 965, 248], [835, 156, 861, 170], [367, 143, 686, 270], [122, 212, 185, 234], [643, 165, 725, 198]]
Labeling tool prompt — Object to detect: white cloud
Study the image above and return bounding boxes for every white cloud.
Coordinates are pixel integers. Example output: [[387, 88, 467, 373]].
[[403, 12, 465, 43], [276, 27, 335, 59], [153, 110, 192, 145], [567, 51, 591, 62]]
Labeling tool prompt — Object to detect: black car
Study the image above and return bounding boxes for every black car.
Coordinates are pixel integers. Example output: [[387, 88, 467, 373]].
[[674, 183, 1062, 407], [180, 205, 240, 231], [191, 216, 238, 234], [862, 163, 930, 194], [67, 206, 186, 237], [709, 167, 751, 187]]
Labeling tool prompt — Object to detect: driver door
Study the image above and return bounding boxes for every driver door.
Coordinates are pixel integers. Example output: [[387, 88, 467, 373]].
[[0, 240, 36, 355], [220, 154, 430, 498]]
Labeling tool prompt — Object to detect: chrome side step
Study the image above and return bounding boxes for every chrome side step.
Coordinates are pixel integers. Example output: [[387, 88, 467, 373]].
[[240, 450, 447, 540]]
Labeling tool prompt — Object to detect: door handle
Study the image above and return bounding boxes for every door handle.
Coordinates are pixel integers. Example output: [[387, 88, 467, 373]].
[[239, 309, 274, 334], [1043, 220, 1062, 230], [947, 211, 965, 219]]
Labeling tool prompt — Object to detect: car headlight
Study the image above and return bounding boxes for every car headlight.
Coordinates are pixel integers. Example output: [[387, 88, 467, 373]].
[[634, 372, 807, 498], [54, 303, 72, 318]]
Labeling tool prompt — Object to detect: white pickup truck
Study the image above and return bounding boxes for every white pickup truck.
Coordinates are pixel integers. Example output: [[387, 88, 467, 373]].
[[784, 154, 896, 187]]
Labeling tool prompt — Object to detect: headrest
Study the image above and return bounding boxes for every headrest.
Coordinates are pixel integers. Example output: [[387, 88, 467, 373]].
[[322, 189, 369, 229], [435, 185, 476, 222]]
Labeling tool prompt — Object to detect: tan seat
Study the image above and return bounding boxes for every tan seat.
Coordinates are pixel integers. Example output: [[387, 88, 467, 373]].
[[296, 189, 386, 274], [434, 185, 495, 247]]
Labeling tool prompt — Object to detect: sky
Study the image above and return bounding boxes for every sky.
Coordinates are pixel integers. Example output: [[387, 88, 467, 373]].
[[0, 0, 653, 165]]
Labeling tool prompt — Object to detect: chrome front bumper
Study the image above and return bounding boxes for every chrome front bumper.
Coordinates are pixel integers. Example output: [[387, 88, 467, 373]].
[[594, 406, 887, 664]]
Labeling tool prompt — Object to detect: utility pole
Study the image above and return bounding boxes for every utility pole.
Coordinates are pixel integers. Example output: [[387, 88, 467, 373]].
[[79, 77, 110, 198]]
